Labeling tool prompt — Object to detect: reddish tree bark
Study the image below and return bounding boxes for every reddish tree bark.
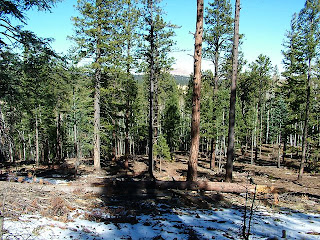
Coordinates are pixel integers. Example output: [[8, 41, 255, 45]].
[[187, 0, 204, 182]]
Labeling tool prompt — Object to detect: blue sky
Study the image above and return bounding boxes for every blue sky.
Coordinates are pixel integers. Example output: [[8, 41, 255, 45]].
[[22, 0, 305, 75]]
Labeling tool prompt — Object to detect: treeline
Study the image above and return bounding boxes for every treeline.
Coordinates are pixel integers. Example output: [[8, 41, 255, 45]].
[[0, 0, 319, 180]]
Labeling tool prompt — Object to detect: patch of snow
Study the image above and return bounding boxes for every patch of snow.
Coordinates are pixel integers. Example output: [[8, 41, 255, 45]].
[[3, 206, 320, 240]]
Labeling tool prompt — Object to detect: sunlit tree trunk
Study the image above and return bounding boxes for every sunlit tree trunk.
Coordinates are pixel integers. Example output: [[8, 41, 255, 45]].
[[93, 2, 102, 171], [187, 0, 204, 182], [22, 131, 26, 162]]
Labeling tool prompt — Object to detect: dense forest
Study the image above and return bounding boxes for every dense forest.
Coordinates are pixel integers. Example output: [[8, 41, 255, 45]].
[[0, 0, 319, 183]]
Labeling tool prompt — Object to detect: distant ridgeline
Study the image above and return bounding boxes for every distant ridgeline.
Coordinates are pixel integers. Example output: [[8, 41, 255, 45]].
[[134, 75, 190, 86]]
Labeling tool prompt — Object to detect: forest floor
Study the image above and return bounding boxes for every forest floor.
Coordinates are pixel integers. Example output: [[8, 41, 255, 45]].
[[0, 145, 320, 239]]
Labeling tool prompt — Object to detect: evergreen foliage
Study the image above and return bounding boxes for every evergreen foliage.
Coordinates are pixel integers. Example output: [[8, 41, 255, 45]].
[[0, 0, 319, 178]]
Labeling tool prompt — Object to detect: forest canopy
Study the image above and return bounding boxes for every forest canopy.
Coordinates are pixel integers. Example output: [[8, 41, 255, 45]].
[[0, 0, 319, 182]]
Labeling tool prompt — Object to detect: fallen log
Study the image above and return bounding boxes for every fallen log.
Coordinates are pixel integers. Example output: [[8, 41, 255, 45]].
[[109, 181, 255, 193], [0, 180, 282, 195]]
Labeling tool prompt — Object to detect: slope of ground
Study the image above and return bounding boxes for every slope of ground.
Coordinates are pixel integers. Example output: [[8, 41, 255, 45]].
[[0, 148, 319, 239]]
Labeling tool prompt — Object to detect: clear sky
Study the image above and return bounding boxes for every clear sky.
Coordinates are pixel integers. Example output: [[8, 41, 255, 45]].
[[22, 0, 306, 75]]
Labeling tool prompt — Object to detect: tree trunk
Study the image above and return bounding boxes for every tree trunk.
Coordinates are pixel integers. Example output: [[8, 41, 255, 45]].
[[93, 3, 101, 171], [225, 0, 240, 182], [22, 131, 26, 162], [266, 109, 270, 144], [148, 0, 155, 179], [154, 73, 158, 168], [210, 139, 215, 169], [124, 40, 132, 169], [259, 105, 263, 157], [35, 112, 39, 167], [282, 135, 287, 165], [251, 129, 254, 165], [187, 0, 204, 182], [56, 112, 62, 162], [298, 58, 311, 180], [9, 141, 13, 162], [277, 133, 281, 168], [5, 181, 279, 195], [73, 90, 79, 176], [124, 105, 130, 169], [254, 104, 258, 163], [112, 119, 116, 161], [209, 47, 220, 170], [219, 137, 223, 172], [294, 122, 297, 147], [93, 55, 101, 170]]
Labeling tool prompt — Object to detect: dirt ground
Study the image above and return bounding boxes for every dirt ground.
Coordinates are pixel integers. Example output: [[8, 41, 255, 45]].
[[0, 145, 319, 223]]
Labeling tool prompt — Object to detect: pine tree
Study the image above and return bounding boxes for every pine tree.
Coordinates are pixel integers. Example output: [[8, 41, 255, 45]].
[[188, 0, 204, 182], [0, 0, 57, 51], [203, 0, 233, 169], [297, 0, 320, 180], [141, 0, 176, 178], [120, 0, 140, 168], [71, 0, 123, 170], [161, 74, 181, 153], [282, 0, 320, 180], [225, 0, 240, 182]]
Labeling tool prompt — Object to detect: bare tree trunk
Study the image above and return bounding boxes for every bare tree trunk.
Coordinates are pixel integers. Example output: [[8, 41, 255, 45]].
[[209, 47, 220, 169], [282, 135, 287, 165], [294, 122, 297, 147], [219, 138, 223, 172], [266, 109, 270, 144], [35, 112, 39, 167], [210, 139, 215, 169], [222, 110, 226, 157], [56, 112, 62, 162], [254, 104, 258, 163], [147, 0, 155, 179], [251, 129, 254, 165], [277, 132, 281, 168], [124, 55, 131, 168], [298, 58, 311, 180], [124, 104, 130, 168], [259, 105, 263, 158], [187, 0, 204, 182], [225, 0, 240, 182], [22, 131, 26, 162], [154, 74, 158, 169], [73, 89, 79, 176], [93, 2, 101, 171], [112, 119, 116, 161], [28, 134, 33, 161], [93, 59, 101, 170]]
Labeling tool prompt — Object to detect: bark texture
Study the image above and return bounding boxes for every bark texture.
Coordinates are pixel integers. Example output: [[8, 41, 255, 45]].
[[187, 0, 204, 182], [225, 0, 240, 182], [93, 11, 101, 171], [148, 0, 155, 179], [5, 181, 279, 195], [298, 59, 311, 180]]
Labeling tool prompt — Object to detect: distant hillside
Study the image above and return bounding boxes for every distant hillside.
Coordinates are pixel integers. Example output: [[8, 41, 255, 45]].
[[134, 74, 144, 83], [134, 74, 190, 86], [173, 75, 190, 86]]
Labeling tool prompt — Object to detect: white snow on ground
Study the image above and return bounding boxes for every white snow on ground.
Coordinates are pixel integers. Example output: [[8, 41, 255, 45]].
[[3, 206, 320, 240]]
